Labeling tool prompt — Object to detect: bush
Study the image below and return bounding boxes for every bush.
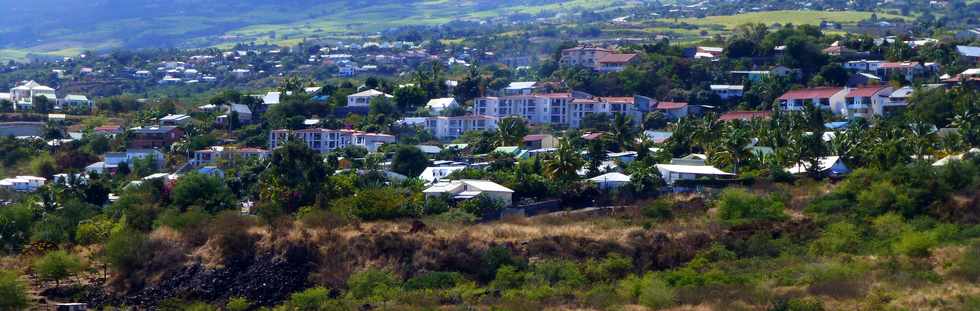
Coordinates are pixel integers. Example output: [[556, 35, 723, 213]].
[[893, 231, 937, 258], [225, 297, 250, 311], [479, 246, 525, 282], [716, 188, 787, 225], [0, 270, 30, 310], [404, 271, 462, 290], [856, 181, 914, 217], [616, 273, 675, 309], [33, 250, 84, 286], [641, 198, 673, 221], [491, 265, 526, 290], [346, 268, 401, 303], [584, 253, 633, 283], [809, 222, 862, 256], [104, 230, 149, 275], [770, 297, 825, 311], [331, 188, 410, 221], [528, 260, 586, 289], [955, 241, 980, 282], [284, 287, 333, 311], [75, 216, 115, 245], [458, 194, 506, 216]]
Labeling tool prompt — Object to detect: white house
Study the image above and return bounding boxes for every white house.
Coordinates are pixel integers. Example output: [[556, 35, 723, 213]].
[[588, 172, 632, 190], [60, 95, 92, 110], [655, 164, 734, 185], [843, 86, 893, 118], [425, 98, 459, 115], [0, 176, 46, 192], [192, 146, 270, 166], [786, 156, 851, 177], [419, 166, 467, 184], [10, 81, 56, 111], [777, 87, 848, 113], [85, 149, 165, 174], [347, 89, 393, 107], [423, 180, 514, 205]]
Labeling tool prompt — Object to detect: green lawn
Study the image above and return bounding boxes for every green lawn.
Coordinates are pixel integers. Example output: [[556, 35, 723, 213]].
[[661, 10, 907, 28]]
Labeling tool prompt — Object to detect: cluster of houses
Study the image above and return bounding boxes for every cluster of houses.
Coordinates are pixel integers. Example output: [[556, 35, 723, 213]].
[[0, 80, 91, 111]]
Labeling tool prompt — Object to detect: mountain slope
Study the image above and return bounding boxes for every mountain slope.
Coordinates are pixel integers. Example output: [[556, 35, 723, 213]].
[[0, 0, 623, 54]]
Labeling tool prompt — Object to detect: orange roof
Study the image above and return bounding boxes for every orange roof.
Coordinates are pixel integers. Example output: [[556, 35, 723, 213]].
[[846, 86, 887, 98], [656, 102, 688, 110], [719, 111, 771, 122]]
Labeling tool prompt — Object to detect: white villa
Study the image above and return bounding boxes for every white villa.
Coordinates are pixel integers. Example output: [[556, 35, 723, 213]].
[[423, 180, 514, 205], [347, 89, 394, 107], [10, 81, 56, 111]]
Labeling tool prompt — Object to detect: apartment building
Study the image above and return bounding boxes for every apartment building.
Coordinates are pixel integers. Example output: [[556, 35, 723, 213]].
[[424, 115, 499, 140], [192, 146, 271, 166], [269, 128, 395, 153], [777, 87, 848, 113], [843, 86, 894, 118], [474, 91, 647, 128]]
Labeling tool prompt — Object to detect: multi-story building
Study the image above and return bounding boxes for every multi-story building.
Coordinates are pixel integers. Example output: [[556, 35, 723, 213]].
[[777, 87, 848, 113], [474, 91, 648, 128], [269, 128, 395, 153], [843, 86, 894, 118], [192, 146, 271, 166], [883, 86, 914, 117], [424, 115, 499, 140], [128, 126, 185, 149], [9, 80, 56, 111], [560, 47, 639, 72]]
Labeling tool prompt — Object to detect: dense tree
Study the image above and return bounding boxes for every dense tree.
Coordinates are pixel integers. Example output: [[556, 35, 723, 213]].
[[391, 145, 428, 177], [0, 270, 30, 310], [171, 172, 236, 213], [494, 117, 529, 147]]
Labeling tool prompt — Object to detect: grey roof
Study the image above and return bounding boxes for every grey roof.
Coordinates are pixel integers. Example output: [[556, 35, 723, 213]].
[[890, 86, 914, 99], [230, 103, 251, 114], [957, 45, 980, 57]]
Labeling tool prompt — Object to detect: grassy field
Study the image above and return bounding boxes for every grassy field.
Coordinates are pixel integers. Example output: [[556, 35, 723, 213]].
[[661, 10, 907, 28]]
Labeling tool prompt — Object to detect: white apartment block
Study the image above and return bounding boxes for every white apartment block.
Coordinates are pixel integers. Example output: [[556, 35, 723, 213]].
[[192, 146, 271, 166], [424, 115, 499, 140], [474, 92, 644, 128], [269, 128, 396, 153]]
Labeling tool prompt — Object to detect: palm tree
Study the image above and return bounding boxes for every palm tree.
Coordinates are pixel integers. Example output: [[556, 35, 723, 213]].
[[494, 117, 529, 147], [713, 124, 752, 174], [608, 113, 638, 152], [544, 141, 584, 183]]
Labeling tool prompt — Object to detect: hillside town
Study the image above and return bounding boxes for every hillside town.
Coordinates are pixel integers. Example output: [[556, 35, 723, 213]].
[[1, 0, 980, 310]]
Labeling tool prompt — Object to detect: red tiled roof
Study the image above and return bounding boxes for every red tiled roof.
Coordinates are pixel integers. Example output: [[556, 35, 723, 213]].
[[523, 134, 550, 142], [880, 62, 918, 69], [597, 53, 638, 64], [656, 101, 688, 110], [777, 88, 845, 101], [845, 86, 887, 98], [600, 97, 635, 104], [719, 111, 771, 122]]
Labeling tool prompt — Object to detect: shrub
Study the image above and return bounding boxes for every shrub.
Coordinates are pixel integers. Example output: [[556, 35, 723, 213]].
[[0, 270, 30, 310], [346, 268, 401, 303], [616, 273, 675, 309], [528, 260, 586, 289], [0, 203, 33, 253], [458, 194, 506, 216], [433, 208, 479, 224], [208, 212, 258, 267], [955, 241, 980, 282], [809, 222, 862, 256], [716, 188, 787, 225], [770, 297, 825, 311], [284, 287, 333, 311], [584, 253, 633, 283], [404, 271, 462, 290], [104, 229, 149, 275], [856, 181, 914, 217], [641, 198, 673, 221], [225, 297, 250, 311], [75, 216, 114, 245], [491, 265, 526, 290], [33, 250, 84, 286], [331, 188, 410, 220], [893, 231, 938, 258], [580, 283, 618, 309], [479, 246, 524, 282]]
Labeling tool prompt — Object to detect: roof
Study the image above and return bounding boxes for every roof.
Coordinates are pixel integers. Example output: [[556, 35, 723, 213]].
[[655, 164, 734, 176], [778, 88, 845, 100], [423, 179, 514, 194], [890, 86, 914, 99], [656, 102, 688, 110], [350, 89, 393, 97], [130, 126, 179, 134], [426, 98, 457, 109], [418, 166, 467, 183], [846, 86, 888, 98], [493, 146, 520, 154], [597, 53, 638, 64], [505, 82, 537, 90], [957, 45, 980, 58], [600, 97, 635, 104], [710, 85, 744, 91], [581, 132, 604, 140], [880, 62, 919, 69], [786, 156, 846, 174], [415, 145, 442, 154], [589, 172, 632, 183], [719, 111, 771, 122], [65, 94, 89, 101], [523, 134, 552, 142]]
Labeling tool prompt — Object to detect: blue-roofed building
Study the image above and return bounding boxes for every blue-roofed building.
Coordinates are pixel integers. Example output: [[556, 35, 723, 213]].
[[957, 45, 980, 63]]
